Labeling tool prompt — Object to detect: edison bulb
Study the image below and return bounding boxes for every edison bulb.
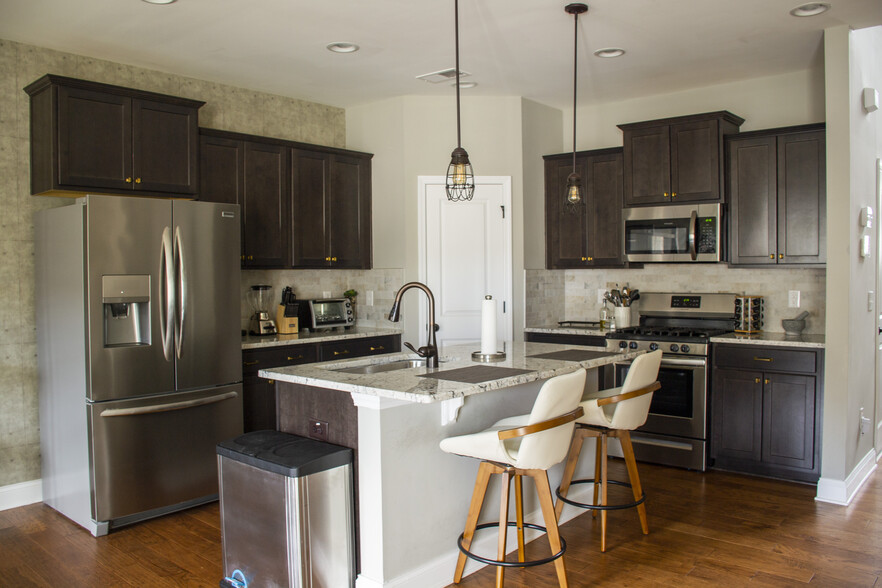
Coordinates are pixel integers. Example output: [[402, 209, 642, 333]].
[[567, 184, 582, 204], [452, 162, 468, 185]]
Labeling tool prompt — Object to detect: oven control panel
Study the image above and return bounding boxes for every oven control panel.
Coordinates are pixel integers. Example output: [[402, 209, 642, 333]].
[[670, 295, 701, 308], [609, 339, 707, 357]]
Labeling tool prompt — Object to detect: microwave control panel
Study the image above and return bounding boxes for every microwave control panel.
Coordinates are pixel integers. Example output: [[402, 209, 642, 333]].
[[697, 217, 717, 253]]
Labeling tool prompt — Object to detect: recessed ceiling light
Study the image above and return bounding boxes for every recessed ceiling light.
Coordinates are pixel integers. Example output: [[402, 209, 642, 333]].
[[789, 3, 831, 17], [453, 81, 477, 89], [141, 0, 177, 4], [326, 42, 360, 54], [594, 47, 626, 58]]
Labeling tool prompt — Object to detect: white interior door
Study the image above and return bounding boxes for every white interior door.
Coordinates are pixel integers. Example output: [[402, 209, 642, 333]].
[[419, 176, 512, 351], [876, 158, 882, 456]]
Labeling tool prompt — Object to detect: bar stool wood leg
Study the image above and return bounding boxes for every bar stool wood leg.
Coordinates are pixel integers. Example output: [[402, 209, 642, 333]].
[[619, 431, 649, 535], [554, 432, 585, 520], [454, 461, 494, 583], [600, 434, 609, 552], [496, 470, 512, 588], [533, 470, 569, 588], [514, 475, 525, 564], [592, 436, 602, 519]]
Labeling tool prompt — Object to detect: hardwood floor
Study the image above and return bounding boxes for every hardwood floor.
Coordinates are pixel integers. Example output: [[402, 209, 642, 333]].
[[1, 460, 879, 587]]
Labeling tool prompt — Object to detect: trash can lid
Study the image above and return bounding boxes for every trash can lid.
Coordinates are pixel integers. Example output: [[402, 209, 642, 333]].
[[217, 430, 353, 478]]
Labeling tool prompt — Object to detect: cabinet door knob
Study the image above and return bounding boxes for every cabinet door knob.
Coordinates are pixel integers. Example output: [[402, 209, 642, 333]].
[[764, 379, 770, 385], [754, 377, 761, 384], [671, 192, 677, 198], [125, 177, 132, 183], [247, 255, 254, 260], [325, 256, 331, 261], [587, 257, 593, 261], [581, 256, 587, 261], [331, 256, 337, 262], [135, 178, 142, 184], [778, 254, 784, 259], [770, 254, 775, 259], [267, 379, 274, 384], [241, 255, 245, 261], [663, 192, 669, 198]]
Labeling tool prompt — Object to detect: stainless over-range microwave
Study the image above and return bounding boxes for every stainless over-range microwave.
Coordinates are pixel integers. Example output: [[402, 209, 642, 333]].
[[623, 203, 723, 263]]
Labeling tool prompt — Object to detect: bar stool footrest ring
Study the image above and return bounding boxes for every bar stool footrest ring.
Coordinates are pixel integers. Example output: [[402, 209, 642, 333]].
[[555, 478, 645, 511], [457, 522, 566, 568]]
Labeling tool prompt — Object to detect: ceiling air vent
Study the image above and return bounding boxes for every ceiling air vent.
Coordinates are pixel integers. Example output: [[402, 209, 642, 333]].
[[416, 68, 472, 84]]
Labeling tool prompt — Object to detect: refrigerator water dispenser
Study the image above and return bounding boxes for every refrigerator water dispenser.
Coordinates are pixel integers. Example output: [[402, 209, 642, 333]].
[[102, 275, 151, 347]]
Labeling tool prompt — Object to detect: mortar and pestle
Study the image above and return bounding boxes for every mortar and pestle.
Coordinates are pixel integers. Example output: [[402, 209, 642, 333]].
[[782, 311, 810, 338]]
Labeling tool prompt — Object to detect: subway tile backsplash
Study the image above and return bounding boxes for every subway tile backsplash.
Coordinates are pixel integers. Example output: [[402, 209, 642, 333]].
[[526, 265, 826, 334]]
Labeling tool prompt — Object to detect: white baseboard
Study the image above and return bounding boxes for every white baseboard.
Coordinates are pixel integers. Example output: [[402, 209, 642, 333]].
[[355, 484, 595, 588], [0, 479, 42, 511], [816, 449, 877, 505]]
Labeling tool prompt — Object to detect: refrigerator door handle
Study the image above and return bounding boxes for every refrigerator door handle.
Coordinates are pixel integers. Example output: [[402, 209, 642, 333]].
[[99, 390, 239, 417], [159, 226, 175, 362], [173, 226, 187, 360]]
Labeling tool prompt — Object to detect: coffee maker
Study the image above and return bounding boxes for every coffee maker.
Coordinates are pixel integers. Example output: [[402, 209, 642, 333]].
[[248, 284, 277, 335]]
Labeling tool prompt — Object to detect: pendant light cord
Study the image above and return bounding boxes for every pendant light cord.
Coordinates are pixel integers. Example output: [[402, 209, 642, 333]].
[[455, 0, 462, 149], [571, 9, 578, 172]]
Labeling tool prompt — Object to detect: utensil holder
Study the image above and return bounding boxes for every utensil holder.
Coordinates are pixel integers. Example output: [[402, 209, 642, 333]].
[[614, 306, 632, 329], [734, 296, 763, 333]]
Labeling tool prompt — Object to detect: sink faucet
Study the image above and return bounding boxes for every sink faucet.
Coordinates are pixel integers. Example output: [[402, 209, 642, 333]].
[[388, 282, 439, 368]]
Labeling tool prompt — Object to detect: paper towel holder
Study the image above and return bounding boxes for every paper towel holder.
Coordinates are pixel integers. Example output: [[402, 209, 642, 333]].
[[473, 295, 506, 362]]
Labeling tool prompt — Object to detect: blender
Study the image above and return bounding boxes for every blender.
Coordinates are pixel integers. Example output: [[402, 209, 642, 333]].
[[248, 285, 277, 335]]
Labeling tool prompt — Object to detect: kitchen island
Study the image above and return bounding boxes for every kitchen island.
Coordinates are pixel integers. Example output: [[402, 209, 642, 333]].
[[262, 341, 638, 588]]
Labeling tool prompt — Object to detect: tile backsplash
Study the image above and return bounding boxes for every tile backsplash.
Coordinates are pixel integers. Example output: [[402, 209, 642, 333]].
[[526, 265, 826, 334], [241, 268, 406, 332]]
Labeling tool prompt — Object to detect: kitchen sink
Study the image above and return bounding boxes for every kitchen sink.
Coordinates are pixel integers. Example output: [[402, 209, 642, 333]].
[[333, 359, 428, 374]]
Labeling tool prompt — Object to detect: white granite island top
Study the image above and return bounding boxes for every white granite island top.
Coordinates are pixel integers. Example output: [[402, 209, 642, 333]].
[[242, 326, 401, 350], [710, 332, 825, 349], [262, 341, 639, 404]]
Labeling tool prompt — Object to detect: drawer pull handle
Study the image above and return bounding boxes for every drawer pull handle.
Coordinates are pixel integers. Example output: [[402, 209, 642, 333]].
[[334, 350, 350, 356], [287, 355, 303, 361], [370, 346, 385, 351], [753, 357, 773, 362], [243, 360, 260, 366]]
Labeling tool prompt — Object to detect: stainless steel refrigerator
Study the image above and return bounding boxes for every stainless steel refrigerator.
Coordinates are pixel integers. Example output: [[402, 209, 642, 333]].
[[35, 194, 243, 536]]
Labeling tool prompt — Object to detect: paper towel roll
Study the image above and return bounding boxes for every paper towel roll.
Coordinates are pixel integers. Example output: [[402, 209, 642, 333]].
[[481, 296, 497, 355]]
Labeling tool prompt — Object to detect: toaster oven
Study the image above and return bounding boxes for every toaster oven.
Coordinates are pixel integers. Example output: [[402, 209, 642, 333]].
[[301, 298, 354, 330]]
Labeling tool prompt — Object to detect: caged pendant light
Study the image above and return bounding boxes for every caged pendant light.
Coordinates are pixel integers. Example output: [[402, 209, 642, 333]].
[[564, 3, 588, 209], [445, 0, 475, 202]]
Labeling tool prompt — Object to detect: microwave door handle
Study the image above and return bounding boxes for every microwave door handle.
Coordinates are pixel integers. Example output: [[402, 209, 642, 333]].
[[688, 210, 698, 260]]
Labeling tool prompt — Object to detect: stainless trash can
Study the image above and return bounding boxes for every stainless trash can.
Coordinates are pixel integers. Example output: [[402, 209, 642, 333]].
[[217, 431, 355, 588]]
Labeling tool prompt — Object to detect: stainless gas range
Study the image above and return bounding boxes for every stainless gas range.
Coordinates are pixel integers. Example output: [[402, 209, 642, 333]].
[[605, 292, 736, 471]]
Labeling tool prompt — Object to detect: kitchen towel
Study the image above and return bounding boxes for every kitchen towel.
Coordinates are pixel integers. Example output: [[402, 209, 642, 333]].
[[481, 296, 497, 355]]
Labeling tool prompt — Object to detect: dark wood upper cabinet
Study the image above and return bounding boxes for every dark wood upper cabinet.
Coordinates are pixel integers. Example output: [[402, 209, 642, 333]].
[[291, 149, 372, 269], [26, 74, 202, 197], [201, 128, 372, 270], [545, 147, 624, 269], [618, 111, 743, 206], [727, 124, 825, 266]]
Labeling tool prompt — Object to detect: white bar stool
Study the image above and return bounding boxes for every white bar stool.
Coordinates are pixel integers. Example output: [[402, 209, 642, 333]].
[[554, 350, 662, 552], [439, 368, 587, 587]]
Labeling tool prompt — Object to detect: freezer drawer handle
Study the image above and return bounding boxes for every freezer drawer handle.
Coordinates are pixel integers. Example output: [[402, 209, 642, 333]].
[[100, 391, 238, 417]]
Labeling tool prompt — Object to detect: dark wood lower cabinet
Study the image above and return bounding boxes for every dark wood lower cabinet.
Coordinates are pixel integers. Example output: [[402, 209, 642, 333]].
[[240, 334, 400, 432], [710, 344, 823, 483]]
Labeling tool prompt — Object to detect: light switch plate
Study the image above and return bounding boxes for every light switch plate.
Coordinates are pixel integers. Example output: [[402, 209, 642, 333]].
[[366, 290, 374, 306], [322, 291, 331, 298], [788, 290, 800, 308]]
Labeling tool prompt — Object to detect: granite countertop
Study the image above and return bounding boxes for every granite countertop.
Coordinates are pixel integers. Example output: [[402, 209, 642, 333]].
[[262, 341, 640, 404], [242, 326, 402, 350], [710, 332, 825, 349], [524, 325, 609, 336]]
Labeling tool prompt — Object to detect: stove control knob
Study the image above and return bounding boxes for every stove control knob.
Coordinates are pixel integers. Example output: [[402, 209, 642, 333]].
[[649, 343, 659, 351], [680, 344, 690, 353], [629, 342, 639, 349], [619, 341, 628, 349], [669, 344, 680, 352]]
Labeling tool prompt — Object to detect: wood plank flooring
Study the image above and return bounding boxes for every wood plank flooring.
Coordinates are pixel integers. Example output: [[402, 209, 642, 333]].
[[0, 460, 879, 587]]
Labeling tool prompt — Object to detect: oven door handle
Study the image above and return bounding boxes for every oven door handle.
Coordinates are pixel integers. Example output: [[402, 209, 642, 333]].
[[688, 210, 698, 260], [660, 357, 707, 368]]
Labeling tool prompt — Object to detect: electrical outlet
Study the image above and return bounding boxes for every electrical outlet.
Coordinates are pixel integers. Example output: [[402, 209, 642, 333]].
[[366, 290, 374, 306], [322, 291, 331, 298], [597, 288, 606, 304], [310, 419, 329, 442], [788, 290, 800, 308]]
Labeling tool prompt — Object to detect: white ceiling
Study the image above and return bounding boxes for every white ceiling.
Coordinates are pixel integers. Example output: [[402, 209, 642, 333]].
[[1, 0, 881, 110]]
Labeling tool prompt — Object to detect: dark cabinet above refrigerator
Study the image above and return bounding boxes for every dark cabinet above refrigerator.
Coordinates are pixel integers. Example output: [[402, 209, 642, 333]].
[[25, 74, 203, 198]]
